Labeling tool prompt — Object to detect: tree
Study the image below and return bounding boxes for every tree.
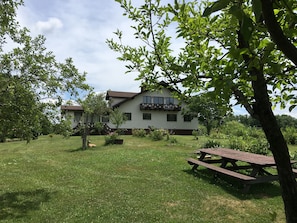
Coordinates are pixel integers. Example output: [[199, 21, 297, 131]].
[[109, 108, 127, 131], [184, 93, 230, 135], [80, 93, 109, 150], [0, 0, 90, 142], [108, 0, 297, 221]]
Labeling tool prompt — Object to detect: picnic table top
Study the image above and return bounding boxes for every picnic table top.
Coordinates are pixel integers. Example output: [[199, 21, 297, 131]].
[[197, 148, 276, 166]]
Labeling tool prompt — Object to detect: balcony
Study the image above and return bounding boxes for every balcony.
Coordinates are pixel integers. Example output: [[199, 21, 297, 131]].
[[140, 103, 181, 111]]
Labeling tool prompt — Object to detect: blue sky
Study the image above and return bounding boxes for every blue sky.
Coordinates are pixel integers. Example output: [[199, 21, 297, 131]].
[[15, 0, 296, 118]]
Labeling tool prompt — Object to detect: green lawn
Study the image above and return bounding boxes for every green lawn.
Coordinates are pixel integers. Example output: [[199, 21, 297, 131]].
[[0, 135, 288, 222]]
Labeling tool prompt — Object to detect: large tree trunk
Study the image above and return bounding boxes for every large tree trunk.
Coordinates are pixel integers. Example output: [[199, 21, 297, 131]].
[[252, 69, 297, 223]]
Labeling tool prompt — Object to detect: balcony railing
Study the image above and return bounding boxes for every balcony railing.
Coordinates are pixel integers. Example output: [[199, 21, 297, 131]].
[[140, 103, 181, 111]]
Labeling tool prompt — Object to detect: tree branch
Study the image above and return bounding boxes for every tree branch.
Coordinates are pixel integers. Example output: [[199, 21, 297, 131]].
[[261, 0, 297, 66]]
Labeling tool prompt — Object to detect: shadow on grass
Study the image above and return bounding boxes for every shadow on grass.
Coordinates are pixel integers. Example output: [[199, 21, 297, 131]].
[[66, 147, 84, 152], [183, 169, 281, 199], [0, 189, 54, 220]]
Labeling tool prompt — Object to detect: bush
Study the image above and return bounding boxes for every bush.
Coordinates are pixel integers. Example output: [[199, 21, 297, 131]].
[[247, 139, 269, 155], [229, 137, 248, 151], [192, 130, 199, 140], [104, 132, 119, 145], [282, 127, 297, 145], [220, 121, 248, 137], [229, 136, 269, 155], [132, 129, 147, 137], [202, 139, 221, 148], [149, 129, 167, 141]]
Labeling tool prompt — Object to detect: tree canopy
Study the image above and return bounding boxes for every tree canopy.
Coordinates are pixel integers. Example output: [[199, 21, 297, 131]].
[[0, 0, 90, 142], [80, 93, 109, 149], [184, 93, 230, 135], [108, 0, 297, 221]]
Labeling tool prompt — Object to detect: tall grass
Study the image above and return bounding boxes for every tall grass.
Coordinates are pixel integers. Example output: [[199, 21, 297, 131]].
[[0, 135, 287, 222]]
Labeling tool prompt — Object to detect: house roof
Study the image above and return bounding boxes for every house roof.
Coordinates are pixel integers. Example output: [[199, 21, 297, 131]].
[[105, 90, 139, 100], [61, 105, 83, 111]]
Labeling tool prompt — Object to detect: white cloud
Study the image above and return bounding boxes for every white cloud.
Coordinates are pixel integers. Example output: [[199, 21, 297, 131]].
[[36, 17, 63, 34]]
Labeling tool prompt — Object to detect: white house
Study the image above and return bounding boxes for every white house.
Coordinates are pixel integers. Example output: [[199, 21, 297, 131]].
[[61, 85, 198, 135]]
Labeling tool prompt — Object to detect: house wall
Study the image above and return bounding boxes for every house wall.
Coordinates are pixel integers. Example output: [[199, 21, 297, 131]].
[[62, 111, 83, 129], [108, 89, 198, 133]]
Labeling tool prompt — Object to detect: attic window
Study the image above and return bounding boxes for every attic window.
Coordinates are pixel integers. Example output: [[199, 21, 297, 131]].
[[153, 97, 164, 104]]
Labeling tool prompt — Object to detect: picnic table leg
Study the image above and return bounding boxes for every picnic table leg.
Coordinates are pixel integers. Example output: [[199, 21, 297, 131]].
[[191, 152, 207, 171], [198, 152, 206, 161]]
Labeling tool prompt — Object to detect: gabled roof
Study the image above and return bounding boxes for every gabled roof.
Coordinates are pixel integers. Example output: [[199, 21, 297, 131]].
[[61, 105, 83, 111], [105, 90, 139, 100]]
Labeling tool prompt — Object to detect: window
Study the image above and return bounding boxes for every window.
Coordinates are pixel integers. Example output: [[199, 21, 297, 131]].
[[143, 96, 151, 103], [102, 116, 109, 123], [165, 97, 174, 104], [167, 114, 177, 122], [124, 113, 132, 121], [143, 113, 151, 120], [153, 96, 164, 104], [74, 112, 82, 122], [184, 115, 193, 122]]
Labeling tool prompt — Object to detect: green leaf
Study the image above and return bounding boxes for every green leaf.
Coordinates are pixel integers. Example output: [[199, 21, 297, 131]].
[[203, 0, 231, 17], [241, 14, 254, 43], [289, 105, 296, 112], [252, 0, 262, 22]]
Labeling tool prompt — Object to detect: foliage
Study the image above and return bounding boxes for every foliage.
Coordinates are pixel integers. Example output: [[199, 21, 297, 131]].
[[225, 115, 261, 128], [92, 122, 104, 134], [132, 128, 147, 137], [192, 130, 199, 140], [230, 137, 269, 155], [277, 115, 297, 129], [220, 121, 248, 138], [149, 129, 167, 141], [79, 93, 109, 149], [0, 1, 90, 142], [104, 132, 119, 145], [202, 139, 221, 148], [109, 108, 127, 130], [53, 118, 73, 138], [184, 94, 230, 135], [167, 136, 178, 144], [282, 127, 297, 145]]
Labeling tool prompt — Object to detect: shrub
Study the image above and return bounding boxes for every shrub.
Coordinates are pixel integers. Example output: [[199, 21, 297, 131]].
[[192, 130, 199, 140], [202, 139, 221, 148], [168, 137, 178, 144], [149, 129, 167, 141], [104, 132, 119, 145], [247, 139, 269, 155], [220, 121, 247, 137], [132, 129, 147, 137], [229, 137, 248, 151], [282, 127, 297, 145], [229, 136, 269, 155]]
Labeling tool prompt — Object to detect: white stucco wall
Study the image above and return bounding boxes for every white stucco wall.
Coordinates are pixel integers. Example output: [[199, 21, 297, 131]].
[[108, 89, 198, 131]]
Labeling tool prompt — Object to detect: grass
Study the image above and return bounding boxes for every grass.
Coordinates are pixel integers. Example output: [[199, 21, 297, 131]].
[[0, 135, 290, 222]]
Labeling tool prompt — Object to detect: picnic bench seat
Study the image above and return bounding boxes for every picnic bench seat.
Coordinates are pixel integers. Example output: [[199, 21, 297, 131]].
[[187, 158, 256, 182]]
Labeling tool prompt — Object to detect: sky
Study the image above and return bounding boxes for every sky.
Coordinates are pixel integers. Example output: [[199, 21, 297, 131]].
[[15, 0, 297, 118], [17, 0, 141, 93]]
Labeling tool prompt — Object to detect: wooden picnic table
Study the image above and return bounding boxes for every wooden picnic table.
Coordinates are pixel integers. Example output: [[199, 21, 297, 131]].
[[187, 147, 297, 192]]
